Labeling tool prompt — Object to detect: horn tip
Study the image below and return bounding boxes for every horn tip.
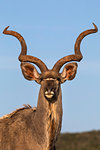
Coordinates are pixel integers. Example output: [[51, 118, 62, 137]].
[[92, 23, 98, 32], [3, 26, 10, 34]]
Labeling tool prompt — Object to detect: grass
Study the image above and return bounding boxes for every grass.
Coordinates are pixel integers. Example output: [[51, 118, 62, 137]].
[[56, 130, 100, 150]]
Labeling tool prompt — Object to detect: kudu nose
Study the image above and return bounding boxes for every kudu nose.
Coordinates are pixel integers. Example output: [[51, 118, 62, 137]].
[[46, 88, 53, 93], [44, 88, 55, 99]]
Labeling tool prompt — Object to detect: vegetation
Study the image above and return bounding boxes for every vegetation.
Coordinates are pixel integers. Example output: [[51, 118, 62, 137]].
[[56, 130, 100, 150]]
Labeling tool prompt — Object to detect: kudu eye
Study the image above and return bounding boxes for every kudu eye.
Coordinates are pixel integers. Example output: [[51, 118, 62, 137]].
[[40, 78, 43, 82], [57, 78, 61, 82], [45, 88, 48, 92]]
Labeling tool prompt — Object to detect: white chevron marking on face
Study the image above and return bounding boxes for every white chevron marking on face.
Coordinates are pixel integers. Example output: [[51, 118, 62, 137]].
[[45, 78, 55, 81]]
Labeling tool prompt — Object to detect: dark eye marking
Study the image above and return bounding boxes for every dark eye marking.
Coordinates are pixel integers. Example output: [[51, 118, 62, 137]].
[[57, 78, 61, 82], [40, 78, 43, 82]]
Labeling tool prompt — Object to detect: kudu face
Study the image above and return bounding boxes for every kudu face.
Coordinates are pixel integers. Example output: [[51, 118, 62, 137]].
[[21, 62, 78, 103], [3, 24, 98, 104], [40, 69, 76, 102], [40, 77, 60, 102]]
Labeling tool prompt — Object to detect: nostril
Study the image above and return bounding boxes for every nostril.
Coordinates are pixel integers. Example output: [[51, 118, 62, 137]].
[[51, 88, 55, 91], [44, 89, 54, 95], [45, 88, 48, 92], [45, 87, 55, 95]]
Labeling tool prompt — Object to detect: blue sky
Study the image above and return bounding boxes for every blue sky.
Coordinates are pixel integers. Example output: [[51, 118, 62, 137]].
[[0, 0, 100, 133]]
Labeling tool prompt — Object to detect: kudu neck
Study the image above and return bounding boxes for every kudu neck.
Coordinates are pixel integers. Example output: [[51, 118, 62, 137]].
[[34, 85, 63, 149]]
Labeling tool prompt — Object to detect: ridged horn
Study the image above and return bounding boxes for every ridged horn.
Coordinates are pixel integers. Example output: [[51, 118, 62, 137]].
[[3, 26, 48, 72], [52, 23, 98, 72]]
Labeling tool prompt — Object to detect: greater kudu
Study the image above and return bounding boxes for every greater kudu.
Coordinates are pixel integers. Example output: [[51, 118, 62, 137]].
[[0, 24, 98, 150]]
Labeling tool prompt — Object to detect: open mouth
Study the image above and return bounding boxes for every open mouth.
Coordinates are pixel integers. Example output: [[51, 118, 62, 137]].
[[45, 91, 54, 99]]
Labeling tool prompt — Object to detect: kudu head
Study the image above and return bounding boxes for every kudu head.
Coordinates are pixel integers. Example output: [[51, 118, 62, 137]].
[[3, 24, 98, 103]]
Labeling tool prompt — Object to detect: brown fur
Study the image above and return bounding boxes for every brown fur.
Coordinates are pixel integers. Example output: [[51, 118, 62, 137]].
[[1, 24, 97, 150], [0, 85, 62, 150]]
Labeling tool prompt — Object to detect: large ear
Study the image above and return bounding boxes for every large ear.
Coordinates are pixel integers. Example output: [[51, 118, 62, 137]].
[[61, 62, 78, 83], [20, 62, 40, 83]]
